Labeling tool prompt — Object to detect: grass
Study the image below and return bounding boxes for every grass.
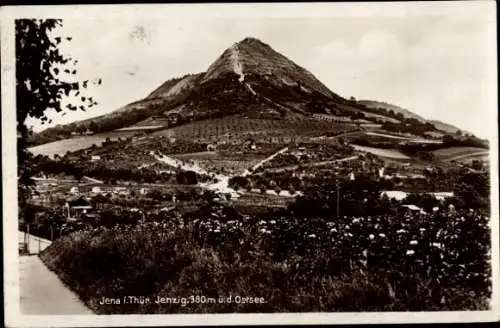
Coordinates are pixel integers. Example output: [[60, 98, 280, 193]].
[[40, 210, 491, 314], [432, 147, 489, 161]]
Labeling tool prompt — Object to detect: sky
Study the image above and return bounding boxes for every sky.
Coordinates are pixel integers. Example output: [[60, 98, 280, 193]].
[[23, 2, 496, 139]]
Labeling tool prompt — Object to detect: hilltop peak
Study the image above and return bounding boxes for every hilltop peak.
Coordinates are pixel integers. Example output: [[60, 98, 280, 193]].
[[237, 37, 266, 45], [202, 37, 335, 98]]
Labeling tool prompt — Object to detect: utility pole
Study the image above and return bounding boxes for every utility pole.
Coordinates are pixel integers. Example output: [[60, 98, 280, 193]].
[[26, 224, 30, 254], [336, 181, 340, 219]]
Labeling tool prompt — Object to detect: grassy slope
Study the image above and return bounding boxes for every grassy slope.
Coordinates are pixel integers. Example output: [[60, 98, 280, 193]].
[[40, 213, 490, 314], [358, 100, 427, 122], [432, 147, 489, 161]]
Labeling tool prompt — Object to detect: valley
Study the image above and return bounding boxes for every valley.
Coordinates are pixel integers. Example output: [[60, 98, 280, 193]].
[[21, 36, 492, 313]]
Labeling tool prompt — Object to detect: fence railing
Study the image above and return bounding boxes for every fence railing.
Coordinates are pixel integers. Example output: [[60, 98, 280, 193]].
[[19, 229, 52, 255]]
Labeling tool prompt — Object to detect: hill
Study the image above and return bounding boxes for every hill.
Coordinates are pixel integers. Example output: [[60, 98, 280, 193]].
[[428, 120, 469, 135], [28, 37, 472, 147], [358, 100, 472, 137], [358, 100, 427, 122], [28, 37, 352, 146]]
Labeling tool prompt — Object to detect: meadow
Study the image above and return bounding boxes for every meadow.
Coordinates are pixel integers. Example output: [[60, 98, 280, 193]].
[[28, 131, 139, 158], [431, 147, 489, 162], [40, 207, 491, 314], [351, 145, 410, 160]]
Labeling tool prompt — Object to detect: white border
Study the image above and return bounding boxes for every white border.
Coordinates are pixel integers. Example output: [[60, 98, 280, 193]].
[[2, 2, 499, 327]]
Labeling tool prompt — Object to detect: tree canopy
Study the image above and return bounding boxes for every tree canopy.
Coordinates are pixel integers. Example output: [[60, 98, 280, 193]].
[[16, 19, 100, 217]]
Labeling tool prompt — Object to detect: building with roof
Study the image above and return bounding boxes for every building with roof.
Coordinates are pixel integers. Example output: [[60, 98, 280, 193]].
[[65, 196, 99, 222]]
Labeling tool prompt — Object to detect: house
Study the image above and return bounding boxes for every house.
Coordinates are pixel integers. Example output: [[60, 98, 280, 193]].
[[100, 187, 114, 194], [65, 196, 98, 221], [139, 187, 149, 195], [113, 186, 130, 195], [91, 186, 102, 194], [90, 155, 101, 162], [69, 186, 79, 194]]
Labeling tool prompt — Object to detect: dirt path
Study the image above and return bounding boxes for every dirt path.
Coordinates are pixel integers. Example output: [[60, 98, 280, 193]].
[[257, 155, 359, 173], [242, 147, 288, 176]]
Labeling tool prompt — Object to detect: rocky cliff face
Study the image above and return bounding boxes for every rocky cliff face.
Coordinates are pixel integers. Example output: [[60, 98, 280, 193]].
[[202, 37, 337, 99]]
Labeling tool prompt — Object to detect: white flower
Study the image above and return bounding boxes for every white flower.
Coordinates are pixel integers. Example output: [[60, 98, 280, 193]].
[[431, 242, 442, 249], [409, 240, 418, 245], [214, 229, 220, 233], [379, 233, 386, 238], [270, 220, 276, 224], [308, 234, 316, 238], [397, 229, 407, 234], [330, 228, 337, 233], [347, 233, 353, 237], [419, 228, 426, 232], [369, 234, 375, 240], [406, 250, 415, 256], [259, 220, 266, 225], [260, 228, 267, 233]]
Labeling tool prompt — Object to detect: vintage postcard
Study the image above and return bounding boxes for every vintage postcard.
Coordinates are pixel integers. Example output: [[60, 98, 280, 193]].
[[2, 2, 499, 327]]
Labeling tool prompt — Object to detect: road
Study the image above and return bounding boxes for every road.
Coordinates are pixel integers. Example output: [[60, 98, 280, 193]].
[[153, 147, 290, 197], [242, 147, 288, 176], [18, 232, 93, 315], [255, 155, 359, 173], [152, 151, 238, 196]]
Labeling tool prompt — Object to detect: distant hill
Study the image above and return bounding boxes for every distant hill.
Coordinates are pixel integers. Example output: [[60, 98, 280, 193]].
[[428, 120, 465, 135], [358, 100, 472, 137], [358, 100, 427, 122]]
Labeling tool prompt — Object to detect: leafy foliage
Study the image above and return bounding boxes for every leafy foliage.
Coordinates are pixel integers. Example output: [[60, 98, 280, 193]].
[[16, 19, 100, 210]]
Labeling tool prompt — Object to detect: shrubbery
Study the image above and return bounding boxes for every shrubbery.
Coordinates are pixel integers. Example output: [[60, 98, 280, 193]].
[[40, 201, 491, 313]]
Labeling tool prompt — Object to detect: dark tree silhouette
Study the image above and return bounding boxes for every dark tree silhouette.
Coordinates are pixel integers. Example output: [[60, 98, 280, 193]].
[[16, 19, 100, 218]]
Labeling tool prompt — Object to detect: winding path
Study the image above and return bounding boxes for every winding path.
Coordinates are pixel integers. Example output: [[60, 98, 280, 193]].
[[151, 147, 290, 197]]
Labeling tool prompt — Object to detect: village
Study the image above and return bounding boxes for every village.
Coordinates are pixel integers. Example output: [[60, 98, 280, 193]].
[[22, 128, 489, 245]]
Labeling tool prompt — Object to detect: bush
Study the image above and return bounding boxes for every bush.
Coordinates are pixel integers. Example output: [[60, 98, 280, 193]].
[[40, 207, 491, 314]]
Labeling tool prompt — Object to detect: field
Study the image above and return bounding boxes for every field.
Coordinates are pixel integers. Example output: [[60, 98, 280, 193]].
[[28, 131, 139, 158], [115, 125, 164, 131], [432, 147, 489, 162], [365, 132, 442, 144], [152, 116, 357, 142], [352, 145, 410, 159]]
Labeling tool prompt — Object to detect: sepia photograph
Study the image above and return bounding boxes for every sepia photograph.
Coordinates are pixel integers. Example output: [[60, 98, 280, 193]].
[[2, 2, 499, 327]]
